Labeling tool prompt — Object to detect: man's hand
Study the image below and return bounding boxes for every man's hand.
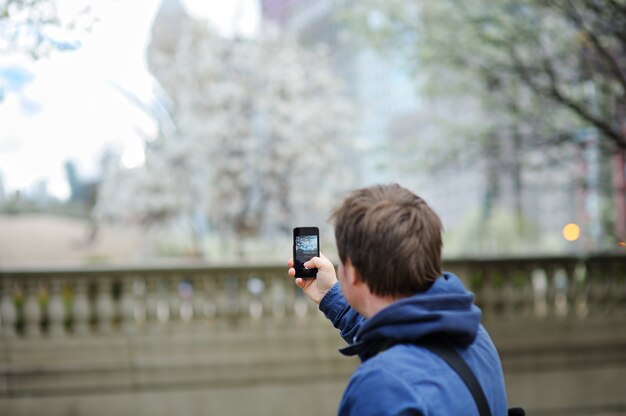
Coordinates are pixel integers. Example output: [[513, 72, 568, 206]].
[[287, 253, 338, 305]]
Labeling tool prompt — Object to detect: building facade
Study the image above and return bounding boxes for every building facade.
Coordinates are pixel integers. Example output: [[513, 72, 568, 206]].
[[258, 0, 605, 255]]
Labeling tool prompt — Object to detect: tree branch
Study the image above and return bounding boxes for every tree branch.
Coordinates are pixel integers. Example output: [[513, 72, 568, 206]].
[[599, 0, 626, 20], [542, 59, 626, 149], [560, 2, 626, 94], [509, 45, 625, 149], [573, 0, 626, 56]]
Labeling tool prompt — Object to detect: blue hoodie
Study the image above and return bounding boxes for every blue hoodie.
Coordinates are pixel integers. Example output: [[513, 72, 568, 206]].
[[319, 272, 508, 416]]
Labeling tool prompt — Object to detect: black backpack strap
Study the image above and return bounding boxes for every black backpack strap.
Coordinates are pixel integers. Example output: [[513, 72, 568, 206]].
[[421, 338, 492, 416], [372, 337, 523, 416]]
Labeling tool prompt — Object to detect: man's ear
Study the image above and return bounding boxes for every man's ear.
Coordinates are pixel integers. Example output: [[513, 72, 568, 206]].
[[344, 259, 363, 286]]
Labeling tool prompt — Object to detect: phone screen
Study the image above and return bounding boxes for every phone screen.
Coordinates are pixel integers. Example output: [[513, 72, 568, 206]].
[[293, 227, 319, 278]]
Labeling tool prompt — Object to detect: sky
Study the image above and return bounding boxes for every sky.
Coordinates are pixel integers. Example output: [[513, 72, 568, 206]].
[[0, 0, 260, 199]]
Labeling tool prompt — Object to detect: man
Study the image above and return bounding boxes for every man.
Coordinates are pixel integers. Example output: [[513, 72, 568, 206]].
[[288, 184, 508, 415]]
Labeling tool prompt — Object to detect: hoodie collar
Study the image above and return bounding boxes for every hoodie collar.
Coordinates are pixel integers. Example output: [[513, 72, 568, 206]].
[[339, 272, 481, 360]]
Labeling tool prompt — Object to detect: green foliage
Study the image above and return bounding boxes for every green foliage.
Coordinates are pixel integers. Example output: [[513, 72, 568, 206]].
[[340, 0, 626, 154]]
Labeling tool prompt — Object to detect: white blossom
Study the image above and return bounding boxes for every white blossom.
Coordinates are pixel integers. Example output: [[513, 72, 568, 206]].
[[94, 19, 356, 257]]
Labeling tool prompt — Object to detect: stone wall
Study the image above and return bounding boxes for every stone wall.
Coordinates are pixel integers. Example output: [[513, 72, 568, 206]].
[[1, 255, 625, 415]]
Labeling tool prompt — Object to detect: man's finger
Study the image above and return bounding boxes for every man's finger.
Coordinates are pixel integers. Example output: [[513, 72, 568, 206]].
[[304, 256, 330, 270]]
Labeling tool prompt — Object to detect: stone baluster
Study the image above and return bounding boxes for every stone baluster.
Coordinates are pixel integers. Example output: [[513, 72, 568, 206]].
[[192, 276, 214, 329], [599, 273, 611, 315], [501, 269, 515, 318], [95, 278, 115, 334], [573, 262, 589, 318], [0, 279, 17, 337], [119, 277, 136, 334], [531, 268, 548, 318], [191, 277, 204, 322], [278, 277, 294, 325], [178, 278, 194, 324], [588, 268, 609, 316], [168, 276, 181, 327], [564, 264, 578, 319], [615, 266, 626, 316], [470, 269, 485, 312], [157, 282, 171, 327], [132, 278, 147, 325], [47, 279, 66, 337], [306, 284, 322, 319], [145, 277, 160, 332], [616, 277, 626, 316], [271, 278, 287, 320], [519, 270, 534, 317], [544, 266, 557, 318], [283, 277, 295, 317], [293, 288, 308, 319], [552, 268, 568, 318], [238, 275, 251, 321], [213, 275, 229, 327], [23, 280, 42, 337], [261, 275, 273, 319], [494, 270, 507, 316], [224, 275, 241, 324], [503, 267, 520, 317], [72, 280, 91, 335], [606, 263, 620, 315], [587, 273, 599, 315], [481, 269, 497, 318], [212, 276, 225, 320], [247, 276, 265, 320]]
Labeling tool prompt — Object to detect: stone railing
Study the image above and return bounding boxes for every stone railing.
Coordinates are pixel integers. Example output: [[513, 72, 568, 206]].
[[445, 254, 626, 322], [0, 254, 625, 416], [0, 264, 318, 338], [0, 255, 624, 338]]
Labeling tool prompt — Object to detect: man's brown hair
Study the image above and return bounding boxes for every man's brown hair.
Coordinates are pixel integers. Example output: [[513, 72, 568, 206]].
[[330, 183, 443, 297]]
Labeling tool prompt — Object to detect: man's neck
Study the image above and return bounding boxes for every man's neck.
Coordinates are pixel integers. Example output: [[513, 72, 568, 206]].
[[360, 293, 404, 318]]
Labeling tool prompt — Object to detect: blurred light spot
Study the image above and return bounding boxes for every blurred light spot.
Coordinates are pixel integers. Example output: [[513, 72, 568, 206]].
[[121, 141, 145, 169], [562, 223, 580, 242], [618, 241, 626, 247], [178, 281, 193, 300], [247, 277, 265, 295]]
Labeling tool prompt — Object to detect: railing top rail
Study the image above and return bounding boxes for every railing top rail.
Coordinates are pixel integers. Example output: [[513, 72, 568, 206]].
[[0, 252, 623, 278], [442, 252, 625, 265], [0, 262, 288, 279]]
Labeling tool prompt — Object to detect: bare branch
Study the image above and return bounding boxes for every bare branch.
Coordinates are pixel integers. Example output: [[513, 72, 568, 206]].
[[560, 2, 626, 94], [508, 44, 625, 149]]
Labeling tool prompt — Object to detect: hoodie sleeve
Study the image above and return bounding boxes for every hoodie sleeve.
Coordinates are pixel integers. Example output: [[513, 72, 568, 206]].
[[340, 366, 426, 416], [319, 283, 364, 345]]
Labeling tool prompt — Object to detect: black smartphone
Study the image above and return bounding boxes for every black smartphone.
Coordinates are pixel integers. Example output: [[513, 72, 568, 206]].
[[293, 227, 320, 278]]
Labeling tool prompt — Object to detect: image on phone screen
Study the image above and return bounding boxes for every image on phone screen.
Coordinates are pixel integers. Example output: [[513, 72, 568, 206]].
[[293, 227, 319, 278]]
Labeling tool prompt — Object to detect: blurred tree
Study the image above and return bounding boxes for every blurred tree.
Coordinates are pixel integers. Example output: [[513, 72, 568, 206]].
[[93, 22, 355, 257], [341, 0, 626, 241], [0, 0, 89, 57]]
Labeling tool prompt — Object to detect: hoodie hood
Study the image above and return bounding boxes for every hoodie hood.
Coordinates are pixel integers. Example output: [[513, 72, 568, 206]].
[[339, 272, 481, 360]]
